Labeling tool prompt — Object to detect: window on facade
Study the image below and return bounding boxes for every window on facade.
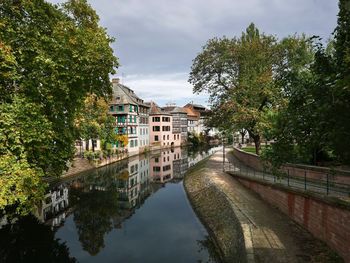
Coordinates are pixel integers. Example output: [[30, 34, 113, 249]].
[[162, 117, 170, 122], [167, 135, 169, 140], [153, 126, 160, 132], [163, 135, 165, 140], [130, 140, 134, 147], [162, 126, 170, 131], [155, 157, 159, 163], [116, 96, 121, 100], [135, 140, 138, 147], [163, 165, 171, 171], [174, 135, 176, 140], [118, 105, 124, 111], [152, 117, 160, 122], [134, 116, 137, 123], [153, 166, 161, 172], [109, 106, 114, 112], [154, 135, 159, 141], [177, 134, 180, 140]]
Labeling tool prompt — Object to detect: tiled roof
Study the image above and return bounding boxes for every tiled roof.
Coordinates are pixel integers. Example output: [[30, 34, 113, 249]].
[[148, 101, 171, 115], [184, 103, 206, 110], [111, 82, 150, 107], [170, 107, 188, 114], [183, 107, 199, 119]]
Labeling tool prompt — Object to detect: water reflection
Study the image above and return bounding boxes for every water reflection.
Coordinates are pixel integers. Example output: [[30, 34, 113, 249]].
[[0, 146, 221, 263], [0, 215, 77, 263]]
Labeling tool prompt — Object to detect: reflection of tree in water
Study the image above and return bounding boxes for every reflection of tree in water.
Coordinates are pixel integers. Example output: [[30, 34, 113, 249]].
[[0, 215, 76, 263], [71, 188, 119, 256], [197, 235, 221, 263], [69, 160, 130, 256]]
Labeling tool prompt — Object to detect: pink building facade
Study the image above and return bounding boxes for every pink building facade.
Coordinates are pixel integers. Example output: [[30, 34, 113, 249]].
[[148, 102, 180, 148]]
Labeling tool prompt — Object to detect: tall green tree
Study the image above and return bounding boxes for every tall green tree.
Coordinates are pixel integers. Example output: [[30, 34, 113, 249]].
[[0, 0, 118, 213], [331, 0, 350, 162], [189, 23, 280, 154], [264, 0, 350, 166]]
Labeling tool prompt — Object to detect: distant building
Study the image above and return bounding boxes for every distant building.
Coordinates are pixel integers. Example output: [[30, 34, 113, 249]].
[[162, 105, 188, 145], [148, 101, 178, 148], [183, 102, 218, 136], [183, 106, 200, 134], [109, 79, 150, 155]]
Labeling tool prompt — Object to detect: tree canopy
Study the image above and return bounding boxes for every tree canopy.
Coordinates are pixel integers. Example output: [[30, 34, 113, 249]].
[[0, 0, 118, 213], [262, 0, 350, 166], [189, 23, 306, 154]]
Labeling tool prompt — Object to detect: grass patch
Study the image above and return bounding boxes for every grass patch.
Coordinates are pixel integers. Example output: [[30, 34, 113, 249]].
[[241, 145, 267, 154], [241, 146, 257, 154]]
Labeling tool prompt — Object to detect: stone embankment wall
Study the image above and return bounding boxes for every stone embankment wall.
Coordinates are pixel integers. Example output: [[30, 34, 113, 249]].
[[233, 147, 350, 185], [231, 174, 350, 262], [184, 162, 247, 263]]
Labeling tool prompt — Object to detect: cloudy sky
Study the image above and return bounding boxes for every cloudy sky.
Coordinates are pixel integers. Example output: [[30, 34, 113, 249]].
[[50, 0, 339, 106]]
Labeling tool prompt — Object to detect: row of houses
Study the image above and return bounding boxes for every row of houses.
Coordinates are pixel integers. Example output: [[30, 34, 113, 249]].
[[82, 78, 217, 155]]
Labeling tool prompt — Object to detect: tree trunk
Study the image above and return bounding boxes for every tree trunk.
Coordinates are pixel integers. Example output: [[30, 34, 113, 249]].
[[92, 139, 95, 152], [247, 130, 261, 155], [253, 135, 261, 155], [85, 140, 89, 151], [240, 130, 246, 144]]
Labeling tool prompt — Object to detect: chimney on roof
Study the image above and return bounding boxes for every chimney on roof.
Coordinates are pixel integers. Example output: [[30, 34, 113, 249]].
[[112, 78, 120, 84]]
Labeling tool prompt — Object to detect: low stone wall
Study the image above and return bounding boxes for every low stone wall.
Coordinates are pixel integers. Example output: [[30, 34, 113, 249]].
[[231, 174, 350, 262], [233, 147, 350, 185], [184, 161, 247, 263], [233, 147, 263, 171]]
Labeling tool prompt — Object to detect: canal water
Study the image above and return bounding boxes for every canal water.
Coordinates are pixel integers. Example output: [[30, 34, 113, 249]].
[[0, 146, 221, 263]]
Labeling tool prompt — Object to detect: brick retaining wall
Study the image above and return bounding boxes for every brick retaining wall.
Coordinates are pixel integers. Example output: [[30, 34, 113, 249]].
[[233, 175, 350, 262]]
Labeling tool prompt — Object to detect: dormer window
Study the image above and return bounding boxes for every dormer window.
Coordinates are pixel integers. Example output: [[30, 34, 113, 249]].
[[116, 96, 120, 100]]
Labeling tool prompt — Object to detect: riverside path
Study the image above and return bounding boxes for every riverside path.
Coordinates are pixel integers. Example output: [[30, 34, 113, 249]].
[[185, 149, 342, 263]]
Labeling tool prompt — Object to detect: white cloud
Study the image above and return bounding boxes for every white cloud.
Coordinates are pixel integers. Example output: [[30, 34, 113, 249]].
[[47, 0, 339, 107], [120, 72, 208, 107]]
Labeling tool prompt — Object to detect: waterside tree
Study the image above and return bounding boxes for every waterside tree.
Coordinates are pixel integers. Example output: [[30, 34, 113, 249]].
[[0, 0, 118, 214]]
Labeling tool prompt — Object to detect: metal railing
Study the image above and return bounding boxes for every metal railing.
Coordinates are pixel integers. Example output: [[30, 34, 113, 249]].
[[225, 154, 350, 198]]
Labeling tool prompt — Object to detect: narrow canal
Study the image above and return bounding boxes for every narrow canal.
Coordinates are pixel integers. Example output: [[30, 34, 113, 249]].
[[0, 146, 221, 263]]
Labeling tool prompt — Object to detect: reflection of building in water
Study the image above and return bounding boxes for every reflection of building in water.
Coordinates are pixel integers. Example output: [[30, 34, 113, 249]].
[[116, 156, 151, 209], [150, 149, 175, 183], [139, 157, 151, 201], [187, 146, 222, 169], [172, 147, 188, 180], [34, 184, 69, 228]]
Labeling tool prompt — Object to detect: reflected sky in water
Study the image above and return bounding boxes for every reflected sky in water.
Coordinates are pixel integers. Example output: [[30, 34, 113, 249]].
[[0, 146, 221, 263]]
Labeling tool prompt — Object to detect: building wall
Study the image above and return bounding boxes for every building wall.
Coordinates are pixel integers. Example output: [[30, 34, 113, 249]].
[[110, 103, 139, 155], [187, 119, 198, 133], [149, 115, 175, 148], [138, 105, 150, 152], [171, 112, 187, 146]]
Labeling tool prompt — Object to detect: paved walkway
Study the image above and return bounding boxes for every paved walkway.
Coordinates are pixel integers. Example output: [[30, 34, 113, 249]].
[[185, 150, 341, 263]]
